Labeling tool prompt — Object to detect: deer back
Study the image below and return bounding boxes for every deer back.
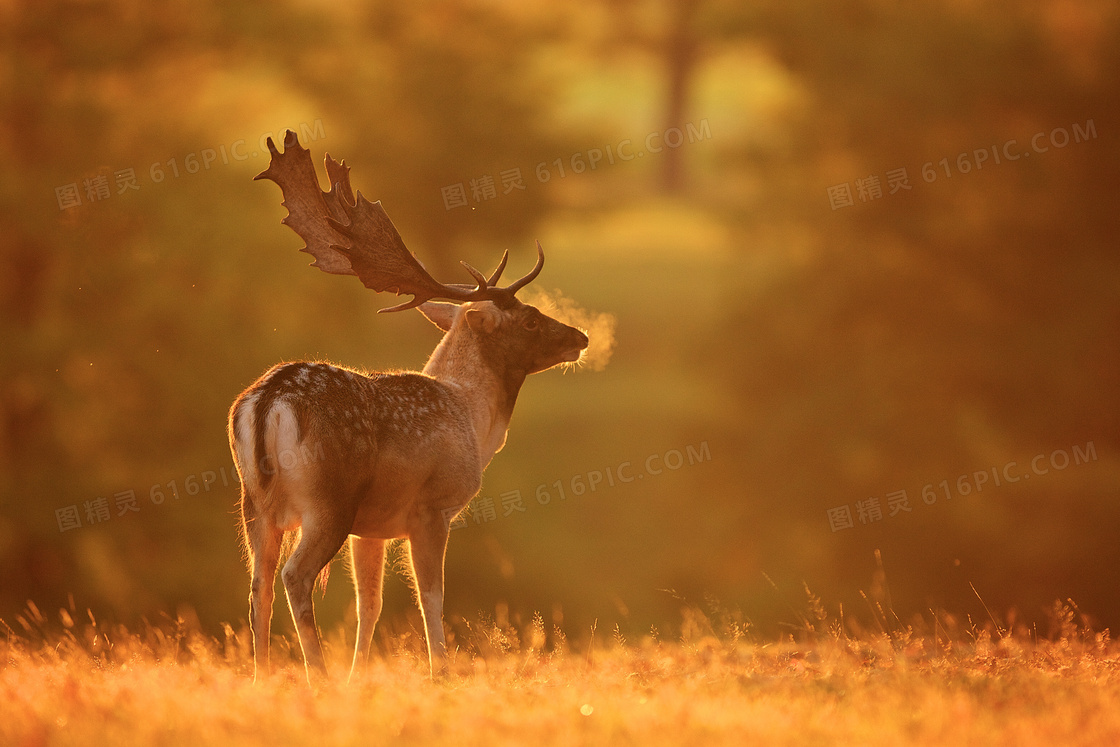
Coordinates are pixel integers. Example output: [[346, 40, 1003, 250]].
[[230, 361, 483, 536]]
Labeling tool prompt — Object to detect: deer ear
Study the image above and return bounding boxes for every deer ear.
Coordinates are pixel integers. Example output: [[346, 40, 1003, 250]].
[[417, 301, 459, 332], [465, 304, 500, 334]]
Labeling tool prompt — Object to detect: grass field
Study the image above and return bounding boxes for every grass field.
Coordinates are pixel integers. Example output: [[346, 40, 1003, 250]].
[[3, 598, 1119, 746]]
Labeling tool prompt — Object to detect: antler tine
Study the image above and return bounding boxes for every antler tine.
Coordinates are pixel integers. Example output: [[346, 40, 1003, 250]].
[[378, 295, 430, 314], [459, 261, 489, 290], [486, 250, 509, 286], [503, 241, 545, 294]]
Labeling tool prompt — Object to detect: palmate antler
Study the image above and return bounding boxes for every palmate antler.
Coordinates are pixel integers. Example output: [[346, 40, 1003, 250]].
[[254, 130, 543, 312]]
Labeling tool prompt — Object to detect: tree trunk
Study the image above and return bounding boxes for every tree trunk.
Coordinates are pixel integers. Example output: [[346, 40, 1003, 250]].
[[662, 0, 699, 193]]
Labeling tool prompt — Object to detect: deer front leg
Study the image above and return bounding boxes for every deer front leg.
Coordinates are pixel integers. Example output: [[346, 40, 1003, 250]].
[[408, 511, 451, 679], [348, 536, 387, 683], [281, 520, 350, 685]]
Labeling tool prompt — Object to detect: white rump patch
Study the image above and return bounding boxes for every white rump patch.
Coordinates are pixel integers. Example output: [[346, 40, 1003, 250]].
[[233, 392, 259, 491]]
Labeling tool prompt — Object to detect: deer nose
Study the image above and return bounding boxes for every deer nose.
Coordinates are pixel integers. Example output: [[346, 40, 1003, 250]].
[[576, 330, 589, 349]]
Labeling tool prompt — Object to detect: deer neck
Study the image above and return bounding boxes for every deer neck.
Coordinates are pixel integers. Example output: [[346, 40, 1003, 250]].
[[422, 326, 526, 465]]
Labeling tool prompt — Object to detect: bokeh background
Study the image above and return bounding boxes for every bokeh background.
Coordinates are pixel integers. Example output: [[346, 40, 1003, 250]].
[[1, 0, 1117, 642]]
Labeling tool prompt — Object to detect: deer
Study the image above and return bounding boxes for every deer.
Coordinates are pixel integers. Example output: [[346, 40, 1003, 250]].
[[228, 130, 589, 685]]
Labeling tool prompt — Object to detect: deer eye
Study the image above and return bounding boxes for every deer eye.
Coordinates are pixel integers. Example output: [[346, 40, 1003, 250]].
[[523, 317, 539, 331]]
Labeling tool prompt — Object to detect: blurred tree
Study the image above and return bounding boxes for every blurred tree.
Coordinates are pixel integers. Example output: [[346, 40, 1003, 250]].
[[597, 0, 756, 192], [262, 0, 577, 275], [708, 0, 1120, 624]]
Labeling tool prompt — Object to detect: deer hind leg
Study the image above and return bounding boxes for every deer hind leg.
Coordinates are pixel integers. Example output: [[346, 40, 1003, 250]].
[[407, 511, 452, 679], [242, 491, 283, 683], [347, 536, 387, 683], [281, 518, 350, 684]]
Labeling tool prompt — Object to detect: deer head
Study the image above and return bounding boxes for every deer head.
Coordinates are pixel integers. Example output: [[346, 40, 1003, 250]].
[[254, 130, 588, 372]]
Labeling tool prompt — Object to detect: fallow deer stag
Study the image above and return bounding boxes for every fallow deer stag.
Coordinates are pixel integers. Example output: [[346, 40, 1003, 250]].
[[229, 130, 588, 684]]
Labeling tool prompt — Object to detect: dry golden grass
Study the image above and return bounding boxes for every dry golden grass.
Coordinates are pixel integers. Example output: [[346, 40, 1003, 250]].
[[3, 599, 1120, 747]]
